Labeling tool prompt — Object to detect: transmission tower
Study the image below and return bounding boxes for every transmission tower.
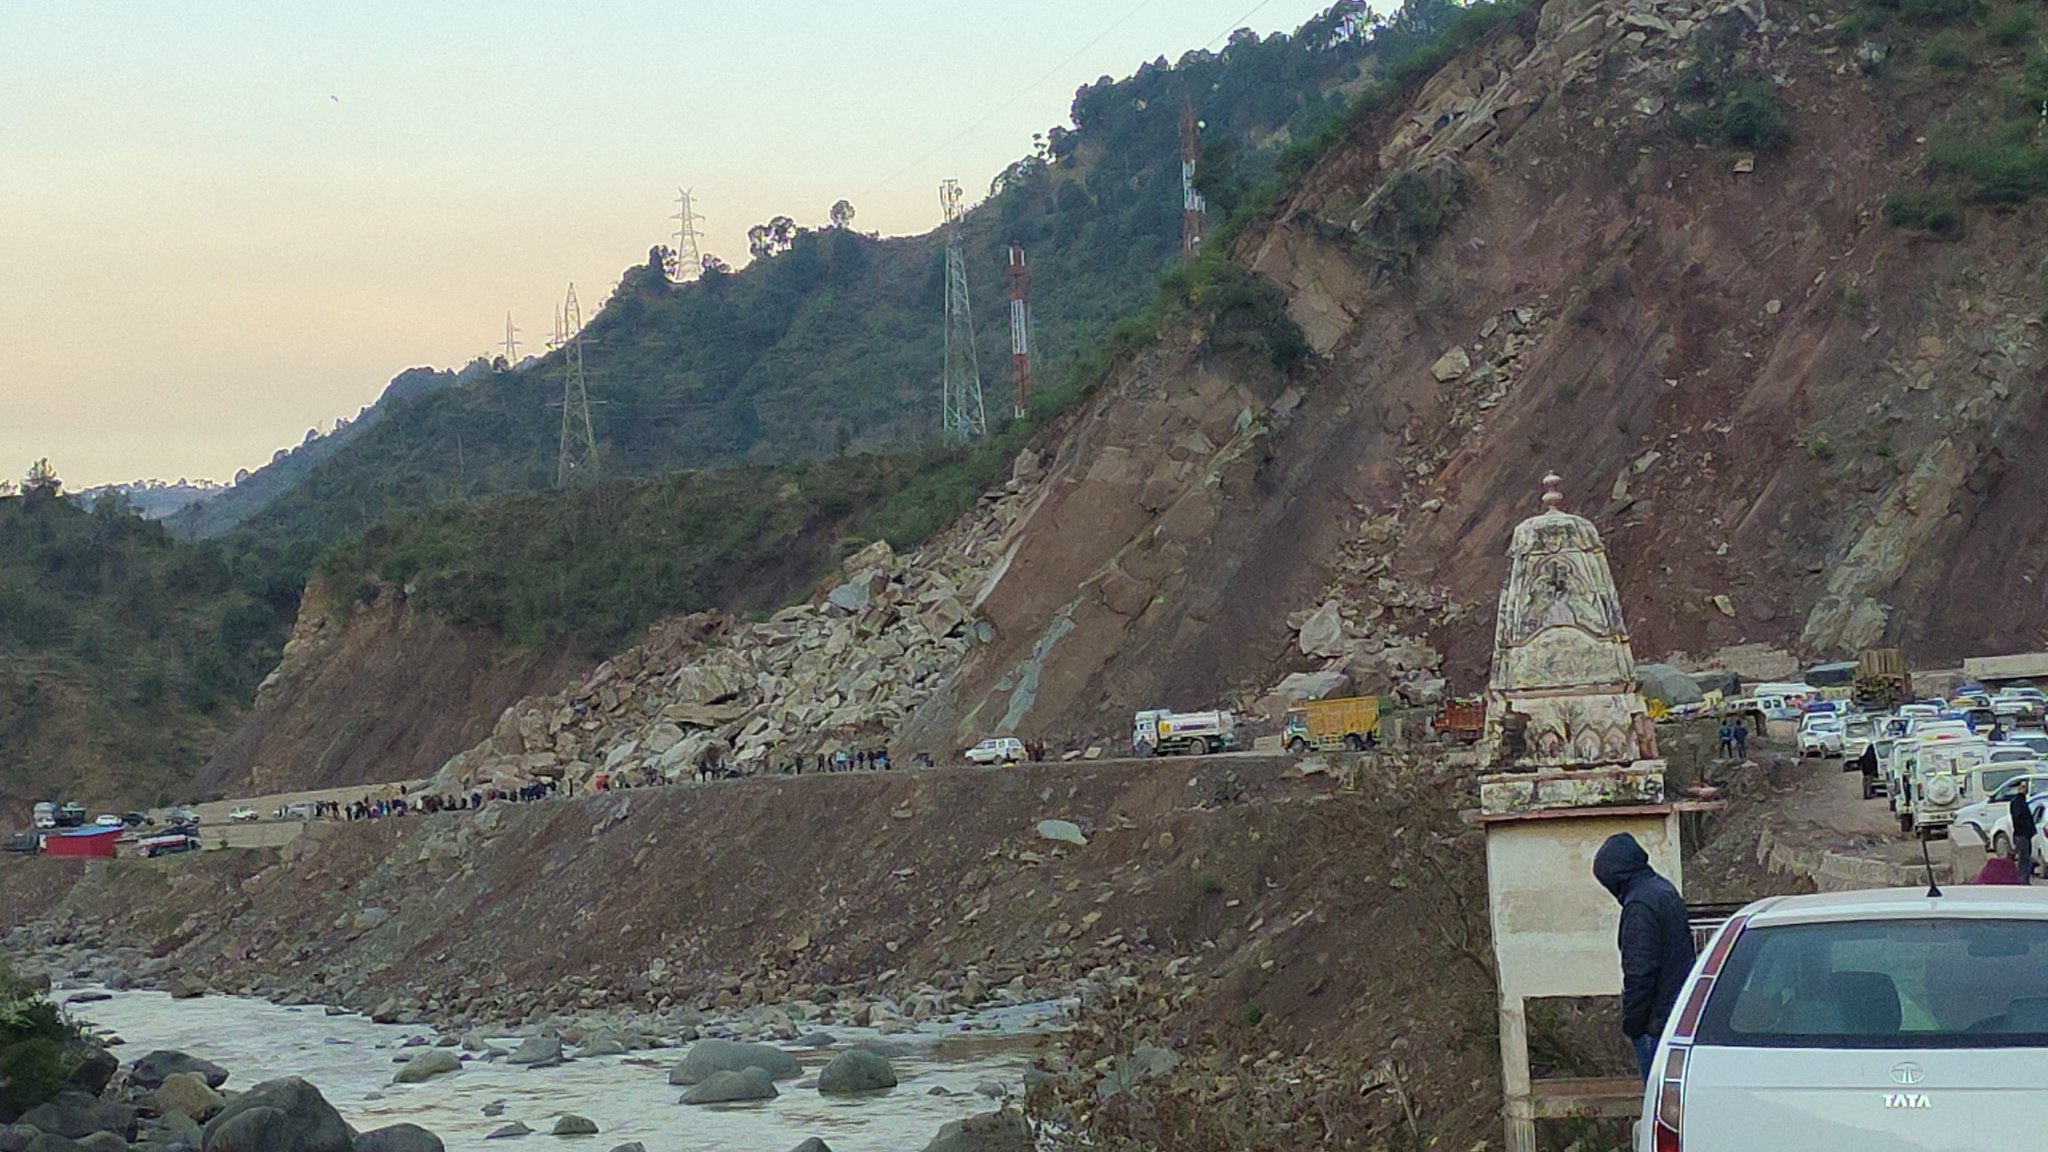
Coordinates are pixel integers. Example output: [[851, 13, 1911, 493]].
[[667, 188, 705, 284], [554, 284, 600, 489], [1007, 246, 1032, 419], [939, 179, 987, 441], [502, 312, 520, 363], [1180, 97, 1208, 259]]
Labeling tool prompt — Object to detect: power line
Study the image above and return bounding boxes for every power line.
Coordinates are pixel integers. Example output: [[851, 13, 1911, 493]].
[[1206, 0, 1284, 48]]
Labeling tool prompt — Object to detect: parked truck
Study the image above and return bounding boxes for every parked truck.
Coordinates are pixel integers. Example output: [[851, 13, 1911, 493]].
[[1433, 699, 1486, 744], [1284, 696, 1382, 752], [1133, 709, 1238, 756], [32, 802, 57, 830], [1854, 648, 1911, 712]]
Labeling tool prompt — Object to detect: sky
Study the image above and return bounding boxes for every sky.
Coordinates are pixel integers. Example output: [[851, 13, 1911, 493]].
[[0, 0, 1339, 488]]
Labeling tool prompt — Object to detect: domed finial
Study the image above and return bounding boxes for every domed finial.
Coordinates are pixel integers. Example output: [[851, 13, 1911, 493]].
[[1541, 473, 1564, 510]]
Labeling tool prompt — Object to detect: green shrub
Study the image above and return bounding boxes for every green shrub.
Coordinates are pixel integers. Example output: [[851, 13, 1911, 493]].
[[0, 964, 74, 1118], [1197, 872, 1225, 896], [1926, 128, 2048, 203], [1718, 80, 1793, 151], [1838, 6, 1892, 37], [1988, 7, 2038, 44], [1899, 0, 1982, 24], [1883, 190, 1967, 236], [1926, 30, 1975, 66]]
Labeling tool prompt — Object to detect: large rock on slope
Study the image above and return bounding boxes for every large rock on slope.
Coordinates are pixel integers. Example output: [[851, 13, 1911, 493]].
[[816, 1050, 896, 1095], [667, 1039, 799, 1085], [130, 1051, 230, 1091], [201, 1077, 351, 1152], [680, 1068, 778, 1105]]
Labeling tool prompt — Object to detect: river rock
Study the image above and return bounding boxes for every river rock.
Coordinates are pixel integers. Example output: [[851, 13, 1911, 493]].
[[816, 1050, 896, 1095], [918, 1110, 1031, 1152], [788, 1141, 832, 1152], [485, 1123, 530, 1140], [0, 1126, 35, 1152], [506, 1036, 563, 1066], [606, 1145, 645, 1152], [74, 1135, 127, 1152], [353, 1124, 445, 1152], [549, 1116, 597, 1137], [154, 1073, 226, 1122], [392, 1050, 462, 1084], [679, 1068, 778, 1105], [130, 1052, 230, 1091], [64, 1046, 119, 1097], [667, 1039, 799, 1085], [575, 1032, 626, 1058], [18, 1094, 136, 1142], [201, 1077, 350, 1152]]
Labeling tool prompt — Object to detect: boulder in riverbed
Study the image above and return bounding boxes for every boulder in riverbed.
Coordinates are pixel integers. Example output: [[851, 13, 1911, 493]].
[[667, 1039, 798, 1085], [75, 1135, 129, 1152], [484, 1122, 530, 1140], [153, 1072, 226, 1122], [353, 1124, 445, 1152], [63, 1046, 119, 1097], [505, 1036, 563, 1067], [816, 1051, 896, 1095], [201, 1077, 351, 1152], [18, 1093, 136, 1142], [391, 1050, 461, 1085], [548, 1116, 598, 1137], [0, 1126, 36, 1152], [679, 1068, 777, 1105], [918, 1109, 1031, 1152], [788, 1141, 832, 1152], [130, 1052, 229, 1091], [604, 1145, 645, 1152]]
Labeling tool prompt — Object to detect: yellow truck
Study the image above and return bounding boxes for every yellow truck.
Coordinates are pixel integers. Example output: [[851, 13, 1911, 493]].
[[1284, 695, 1382, 752]]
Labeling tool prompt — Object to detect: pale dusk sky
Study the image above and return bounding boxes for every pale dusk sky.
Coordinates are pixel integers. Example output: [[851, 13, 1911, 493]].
[[1, 1, 1338, 487]]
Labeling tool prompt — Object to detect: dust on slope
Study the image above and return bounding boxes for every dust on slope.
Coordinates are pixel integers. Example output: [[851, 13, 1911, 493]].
[[905, 0, 2048, 752]]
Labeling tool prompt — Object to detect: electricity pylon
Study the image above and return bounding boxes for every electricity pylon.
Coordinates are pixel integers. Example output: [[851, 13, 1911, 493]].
[[502, 313, 520, 363], [554, 284, 600, 489], [939, 179, 987, 441], [668, 188, 705, 284]]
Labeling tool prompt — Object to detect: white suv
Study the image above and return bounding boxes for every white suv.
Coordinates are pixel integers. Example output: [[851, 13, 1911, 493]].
[[1640, 887, 2048, 1150], [1798, 714, 1845, 758], [963, 737, 1025, 765]]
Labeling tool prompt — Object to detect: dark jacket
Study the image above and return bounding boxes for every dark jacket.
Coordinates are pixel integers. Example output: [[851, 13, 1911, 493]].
[[2012, 790, 2038, 840], [1594, 832, 1698, 1039]]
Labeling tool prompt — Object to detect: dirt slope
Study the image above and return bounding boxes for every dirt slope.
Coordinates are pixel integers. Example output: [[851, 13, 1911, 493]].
[[901, 0, 2048, 750], [190, 578, 586, 798]]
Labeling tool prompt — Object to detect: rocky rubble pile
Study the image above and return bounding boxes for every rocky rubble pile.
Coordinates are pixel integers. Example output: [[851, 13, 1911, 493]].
[[432, 468, 1042, 792]]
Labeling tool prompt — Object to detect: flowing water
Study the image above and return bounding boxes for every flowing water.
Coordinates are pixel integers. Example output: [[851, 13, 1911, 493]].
[[64, 989, 1059, 1151]]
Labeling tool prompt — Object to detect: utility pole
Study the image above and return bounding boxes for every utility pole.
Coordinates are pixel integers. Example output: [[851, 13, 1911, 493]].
[[1180, 97, 1208, 260], [939, 179, 987, 441], [554, 284, 600, 489], [1007, 245, 1032, 419], [502, 312, 520, 363], [668, 188, 705, 284]]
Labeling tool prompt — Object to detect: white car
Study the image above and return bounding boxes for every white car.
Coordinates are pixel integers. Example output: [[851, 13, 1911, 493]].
[[1640, 887, 2048, 1151], [1798, 714, 1844, 758], [962, 737, 1025, 765], [228, 807, 259, 822], [92, 814, 125, 828], [1954, 773, 2048, 850]]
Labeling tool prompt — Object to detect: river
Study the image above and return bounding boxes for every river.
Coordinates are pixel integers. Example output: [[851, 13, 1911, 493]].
[[64, 989, 1058, 1151]]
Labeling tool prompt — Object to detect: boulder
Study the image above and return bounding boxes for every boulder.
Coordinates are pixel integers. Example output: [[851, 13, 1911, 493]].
[[0, 1126, 35, 1152], [680, 1068, 778, 1105], [18, 1094, 136, 1142], [817, 1050, 896, 1095], [129, 1053, 229, 1091], [918, 1110, 1031, 1152], [1033, 820, 1087, 847], [153, 1073, 226, 1122], [1296, 601, 1347, 658], [827, 582, 872, 614], [788, 1142, 832, 1152], [352, 1125, 445, 1152], [200, 1077, 350, 1152], [23, 1138, 86, 1152], [667, 1039, 799, 1085], [391, 1049, 461, 1085], [485, 1123, 530, 1140], [505, 1036, 563, 1067], [63, 1046, 119, 1097], [548, 1116, 598, 1137], [606, 1145, 645, 1152], [72, 1135, 124, 1152]]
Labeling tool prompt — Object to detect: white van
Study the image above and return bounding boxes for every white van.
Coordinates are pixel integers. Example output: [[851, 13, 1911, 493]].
[[1907, 734, 1992, 838], [1640, 887, 2048, 1151]]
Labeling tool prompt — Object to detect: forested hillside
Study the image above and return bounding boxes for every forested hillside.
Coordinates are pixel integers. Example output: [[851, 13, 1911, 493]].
[[213, 2, 1392, 556], [0, 467, 293, 813]]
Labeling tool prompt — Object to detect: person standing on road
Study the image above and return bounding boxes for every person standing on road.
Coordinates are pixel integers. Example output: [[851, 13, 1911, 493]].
[[1593, 832, 1698, 1079], [2011, 787, 2037, 885], [1731, 721, 1749, 760], [1717, 720, 1734, 758]]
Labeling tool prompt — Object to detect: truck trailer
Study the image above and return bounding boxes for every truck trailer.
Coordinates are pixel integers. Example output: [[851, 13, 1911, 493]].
[[1284, 696, 1382, 752], [1132, 709, 1238, 756]]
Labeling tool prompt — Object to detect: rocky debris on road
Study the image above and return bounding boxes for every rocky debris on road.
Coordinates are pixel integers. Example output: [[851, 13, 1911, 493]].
[[391, 1049, 462, 1084], [680, 1067, 779, 1105], [432, 483, 1038, 795], [548, 1115, 598, 1136], [816, 1049, 897, 1095], [668, 1039, 800, 1085]]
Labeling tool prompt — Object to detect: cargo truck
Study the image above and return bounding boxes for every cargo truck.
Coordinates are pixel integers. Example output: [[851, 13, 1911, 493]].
[[1132, 709, 1238, 756], [1283, 696, 1382, 752], [1853, 648, 1911, 712]]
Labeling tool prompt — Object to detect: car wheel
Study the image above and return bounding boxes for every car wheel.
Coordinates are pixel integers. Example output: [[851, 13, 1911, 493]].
[[1287, 737, 1308, 754], [1900, 813, 1914, 835], [1343, 734, 1366, 752], [1995, 831, 2013, 858]]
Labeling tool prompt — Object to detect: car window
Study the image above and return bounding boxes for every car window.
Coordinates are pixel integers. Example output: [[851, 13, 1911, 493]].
[[1700, 919, 2048, 1048]]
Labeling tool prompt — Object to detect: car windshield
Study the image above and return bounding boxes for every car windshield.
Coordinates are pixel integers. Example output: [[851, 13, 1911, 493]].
[[1700, 918, 2048, 1048]]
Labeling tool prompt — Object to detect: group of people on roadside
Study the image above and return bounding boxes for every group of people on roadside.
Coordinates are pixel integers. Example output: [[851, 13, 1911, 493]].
[[338, 779, 557, 821], [1714, 717, 1751, 759]]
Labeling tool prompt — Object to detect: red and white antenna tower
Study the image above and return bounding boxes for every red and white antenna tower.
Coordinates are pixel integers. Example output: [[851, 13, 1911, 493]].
[[1180, 97, 1207, 259], [1007, 246, 1031, 419]]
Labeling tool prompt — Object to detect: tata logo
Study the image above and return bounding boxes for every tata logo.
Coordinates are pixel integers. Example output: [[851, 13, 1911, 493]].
[[1884, 1093, 1933, 1110], [1890, 1062, 1926, 1086]]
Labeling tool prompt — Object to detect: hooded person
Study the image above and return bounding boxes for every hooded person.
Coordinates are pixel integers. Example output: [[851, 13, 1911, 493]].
[[1592, 832, 1698, 1078]]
